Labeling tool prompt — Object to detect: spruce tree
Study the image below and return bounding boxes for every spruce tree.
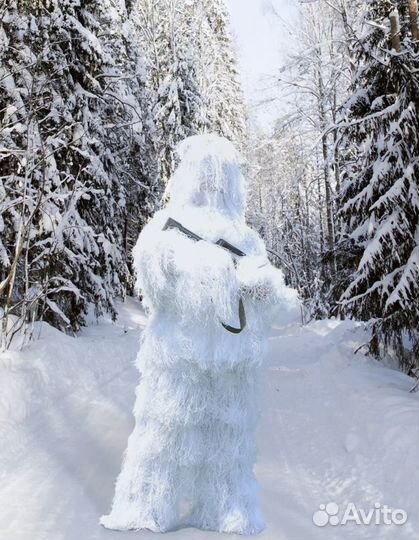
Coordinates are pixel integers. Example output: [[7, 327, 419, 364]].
[[0, 0, 154, 339], [134, 0, 207, 185], [134, 0, 247, 187], [337, 0, 419, 369], [0, 0, 247, 345], [202, 0, 247, 148]]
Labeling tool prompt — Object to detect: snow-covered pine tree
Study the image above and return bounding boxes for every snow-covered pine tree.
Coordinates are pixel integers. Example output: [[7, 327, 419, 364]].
[[1, 0, 247, 345], [104, 1, 160, 289], [201, 0, 246, 148], [134, 0, 207, 185], [337, 0, 419, 369], [0, 0, 154, 343], [153, 2, 207, 184], [135, 0, 247, 187]]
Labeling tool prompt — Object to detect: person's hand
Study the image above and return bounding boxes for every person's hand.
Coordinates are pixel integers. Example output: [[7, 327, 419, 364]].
[[236, 256, 274, 301]]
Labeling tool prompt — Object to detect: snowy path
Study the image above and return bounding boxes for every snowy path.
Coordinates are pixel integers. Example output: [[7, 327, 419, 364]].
[[0, 299, 418, 540]]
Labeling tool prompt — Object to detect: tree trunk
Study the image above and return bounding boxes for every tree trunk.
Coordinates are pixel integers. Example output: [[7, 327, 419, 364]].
[[409, 0, 418, 41], [317, 64, 335, 273], [390, 10, 401, 52]]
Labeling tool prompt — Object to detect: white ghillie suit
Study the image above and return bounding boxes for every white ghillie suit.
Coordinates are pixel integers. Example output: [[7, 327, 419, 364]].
[[101, 134, 297, 535]]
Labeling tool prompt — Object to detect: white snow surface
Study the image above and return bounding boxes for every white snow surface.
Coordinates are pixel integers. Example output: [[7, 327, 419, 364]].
[[0, 298, 418, 540]]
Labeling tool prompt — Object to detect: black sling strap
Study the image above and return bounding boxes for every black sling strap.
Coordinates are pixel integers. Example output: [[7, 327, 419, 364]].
[[163, 218, 247, 334]]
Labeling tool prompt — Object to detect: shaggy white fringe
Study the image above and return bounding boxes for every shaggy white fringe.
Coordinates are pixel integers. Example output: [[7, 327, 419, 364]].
[[100, 134, 298, 535]]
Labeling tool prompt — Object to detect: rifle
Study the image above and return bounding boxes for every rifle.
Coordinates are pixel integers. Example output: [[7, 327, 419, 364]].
[[163, 218, 247, 334], [163, 218, 246, 257]]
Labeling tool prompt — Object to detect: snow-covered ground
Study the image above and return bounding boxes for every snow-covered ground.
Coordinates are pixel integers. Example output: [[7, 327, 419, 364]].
[[0, 299, 418, 540]]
